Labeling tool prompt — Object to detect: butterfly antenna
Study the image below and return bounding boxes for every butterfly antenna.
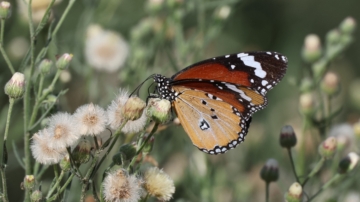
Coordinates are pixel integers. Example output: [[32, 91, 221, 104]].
[[129, 74, 155, 97]]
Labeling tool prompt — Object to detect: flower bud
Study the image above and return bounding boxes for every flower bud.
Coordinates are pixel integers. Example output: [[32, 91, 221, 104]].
[[299, 93, 315, 115], [326, 29, 341, 45], [113, 144, 138, 165], [56, 53, 73, 70], [147, 98, 171, 123], [318, 137, 337, 159], [23, 175, 35, 190], [339, 17, 356, 35], [285, 182, 302, 202], [5, 72, 25, 99], [214, 6, 231, 20], [39, 59, 53, 75], [260, 159, 279, 183], [146, 0, 164, 13], [338, 152, 359, 174], [59, 155, 71, 172], [122, 96, 146, 121], [299, 77, 314, 93], [321, 72, 339, 96], [302, 34, 322, 63], [279, 125, 297, 149], [72, 139, 92, 165], [0, 1, 11, 19], [30, 190, 43, 202]]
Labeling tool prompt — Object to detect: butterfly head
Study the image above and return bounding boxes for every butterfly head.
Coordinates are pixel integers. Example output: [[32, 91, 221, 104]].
[[153, 74, 177, 101]]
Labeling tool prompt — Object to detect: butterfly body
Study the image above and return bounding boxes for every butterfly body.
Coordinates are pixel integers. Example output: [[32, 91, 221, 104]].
[[153, 51, 288, 154]]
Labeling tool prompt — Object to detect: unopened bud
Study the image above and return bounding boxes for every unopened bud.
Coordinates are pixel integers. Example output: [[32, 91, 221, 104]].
[[279, 125, 297, 149], [302, 34, 322, 63], [59, 155, 70, 172], [299, 93, 315, 115], [118, 144, 137, 160], [146, 0, 164, 13], [147, 98, 171, 123], [72, 139, 92, 165], [56, 53, 73, 70], [299, 77, 314, 93], [122, 96, 146, 121], [321, 72, 339, 96], [338, 152, 359, 174], [214, 6, 231, 20], [23, 175, 35, 190], [326, 29, 341, 45], [318, 137, 337, 159], [260, 159, 279, 183], [339, 17, 356, 35], [39, 59, 53, 75], [4, 72, 25, 99], [285, 182, 302, 202], [0, 1, 11, 19], [30, 190, 42, 202]]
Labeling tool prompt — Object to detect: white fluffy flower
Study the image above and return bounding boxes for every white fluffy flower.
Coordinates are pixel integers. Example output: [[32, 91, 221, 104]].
[[73, 103, 107, 136], [85, 24, 129, 72], [31, 129, 67, 165], [103, 169, 143, 202], [47, 112, 79, 148]]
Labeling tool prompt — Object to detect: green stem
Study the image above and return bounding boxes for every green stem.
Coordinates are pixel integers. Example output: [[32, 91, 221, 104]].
[[287, 148, 300, 183], [128, 123, 159, 170], [46, 170, 65, 199], [0, 167, 8, 202], [35, 0, 77, 63], [80, 155, 100, 201], [0, 19, 15, 74], [265, 182, 269, 202], [302, 157, 326, 186], [307, 173, 343, 201], [92, 122, 128, 176], [46, 173, 75, 202], [28, 69, 61, 128]]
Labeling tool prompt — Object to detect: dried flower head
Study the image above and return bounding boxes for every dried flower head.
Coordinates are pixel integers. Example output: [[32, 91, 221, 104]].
[[143, 167, 175, 201], [47, 112, 79, 148], [107, 89, 148, 134], [103, 169, 143, 202], [122, 97, 146, 121], [85, 25, 129, 73], [74, 103, 107, 136], [31, 129, 67, 165]]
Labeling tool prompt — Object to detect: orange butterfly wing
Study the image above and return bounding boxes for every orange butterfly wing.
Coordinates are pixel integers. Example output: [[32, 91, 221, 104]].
[[172, 86, 251, 154]]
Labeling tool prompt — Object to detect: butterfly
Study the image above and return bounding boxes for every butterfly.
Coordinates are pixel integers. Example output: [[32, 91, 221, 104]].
[[153, 51, 288, 154]]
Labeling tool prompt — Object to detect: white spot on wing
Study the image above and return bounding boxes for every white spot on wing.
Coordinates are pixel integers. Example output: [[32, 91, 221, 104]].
[[231, 65, 235, 69], [275, 55, 279, 60], [250, 79, 254, 83], [225, 84, 252, 101], [266, 52, 271, 55], [237, 53, 249, 58], [262, 80, 268, 86], [240, 56, 266, 78], [225, 55, 230, 58]]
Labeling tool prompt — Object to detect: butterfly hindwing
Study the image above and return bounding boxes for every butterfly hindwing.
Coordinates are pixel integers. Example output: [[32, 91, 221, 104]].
[[172, 86, 251, 154]]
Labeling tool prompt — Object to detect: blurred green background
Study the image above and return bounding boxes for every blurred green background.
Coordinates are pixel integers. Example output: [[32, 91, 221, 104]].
[[1, 0, 360, 201]]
